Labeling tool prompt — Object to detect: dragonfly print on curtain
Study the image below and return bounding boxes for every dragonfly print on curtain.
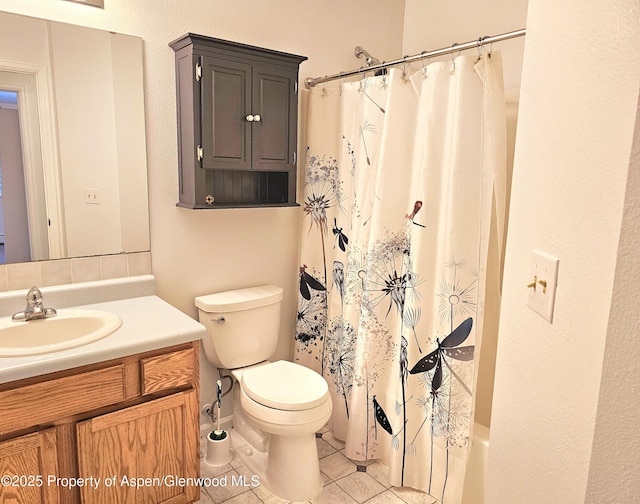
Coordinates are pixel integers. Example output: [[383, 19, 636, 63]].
[[294, 53, 507, 503]]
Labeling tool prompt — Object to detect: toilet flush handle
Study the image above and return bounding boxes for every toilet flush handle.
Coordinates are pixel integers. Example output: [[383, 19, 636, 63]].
[[214, 316, 226, 324]]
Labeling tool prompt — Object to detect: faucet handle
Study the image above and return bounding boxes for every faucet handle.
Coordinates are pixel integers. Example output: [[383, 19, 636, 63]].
[[26, 286, 44, 306], [11, 286, 56, 322]]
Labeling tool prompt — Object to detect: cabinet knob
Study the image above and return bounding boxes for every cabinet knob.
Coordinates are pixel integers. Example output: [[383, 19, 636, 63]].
[[253, 114, 261, 122], [245, 114, 254, 122]]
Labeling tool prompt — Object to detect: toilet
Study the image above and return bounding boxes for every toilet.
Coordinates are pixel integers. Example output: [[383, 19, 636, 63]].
[[195, 285, 332, 502]]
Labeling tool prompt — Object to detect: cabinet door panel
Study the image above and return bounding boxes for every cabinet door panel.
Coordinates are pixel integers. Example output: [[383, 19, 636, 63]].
[[252, 65, 296, 171], [76, 391, 198, 504], [0, 429, 59, 504], [201, 58, 252, 171]]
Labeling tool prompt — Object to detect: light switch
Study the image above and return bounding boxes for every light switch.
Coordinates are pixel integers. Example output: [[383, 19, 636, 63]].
[[84, 188, 100, 204], [527, 250, 559, 322]]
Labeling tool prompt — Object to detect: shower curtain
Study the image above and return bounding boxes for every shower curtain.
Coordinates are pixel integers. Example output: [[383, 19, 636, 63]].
[[294, 52, 506, 503]]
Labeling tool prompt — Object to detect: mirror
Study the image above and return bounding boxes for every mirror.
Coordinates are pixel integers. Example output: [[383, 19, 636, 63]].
[[0, 11, 149, 264]]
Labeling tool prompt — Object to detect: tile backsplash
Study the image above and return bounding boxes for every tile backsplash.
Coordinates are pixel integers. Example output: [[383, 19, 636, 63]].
[[0, 252, 151, 292]]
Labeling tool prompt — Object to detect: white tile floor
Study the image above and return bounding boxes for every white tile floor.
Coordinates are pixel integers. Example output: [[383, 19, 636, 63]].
[[196, 425, 435, 504]]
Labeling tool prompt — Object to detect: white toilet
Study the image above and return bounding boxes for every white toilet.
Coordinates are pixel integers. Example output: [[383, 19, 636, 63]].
[[195, 285, 332, 502]]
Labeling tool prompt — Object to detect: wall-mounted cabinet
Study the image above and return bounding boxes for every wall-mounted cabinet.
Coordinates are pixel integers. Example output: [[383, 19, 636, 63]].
[[170, 34, 307, 208]]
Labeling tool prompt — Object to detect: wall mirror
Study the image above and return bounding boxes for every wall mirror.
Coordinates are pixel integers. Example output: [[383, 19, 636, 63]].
[[0, 11, 150, 264]]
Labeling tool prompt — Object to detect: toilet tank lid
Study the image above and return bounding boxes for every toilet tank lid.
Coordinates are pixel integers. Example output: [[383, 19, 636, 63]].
[[195, 285, 283, 313]]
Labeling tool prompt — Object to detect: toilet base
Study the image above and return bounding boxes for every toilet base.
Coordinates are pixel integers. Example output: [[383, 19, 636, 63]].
[[230, 424, 323, 501], [265, 431, 323, 501]]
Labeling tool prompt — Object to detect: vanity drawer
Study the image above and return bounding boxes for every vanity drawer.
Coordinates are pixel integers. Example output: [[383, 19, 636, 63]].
[[0, 365, 125, 435], [140, 347, 196, 395]]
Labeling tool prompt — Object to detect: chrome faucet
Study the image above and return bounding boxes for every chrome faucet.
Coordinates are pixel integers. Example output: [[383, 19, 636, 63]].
[[11, 286, 57, 322]]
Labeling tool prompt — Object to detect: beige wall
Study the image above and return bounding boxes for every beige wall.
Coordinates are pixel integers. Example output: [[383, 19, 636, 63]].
[[585, 99, 640, 502], [402, 0, 527, 92], [487, 0, 640, 502]]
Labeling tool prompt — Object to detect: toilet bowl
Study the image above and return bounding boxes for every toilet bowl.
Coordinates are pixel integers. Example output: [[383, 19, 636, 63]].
[[232, 360, 331, 500], [195, 286, 333, 501], [237, 360, 331, 433]]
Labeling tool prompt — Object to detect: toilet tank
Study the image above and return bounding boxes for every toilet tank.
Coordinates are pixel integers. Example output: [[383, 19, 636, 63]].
[[195, 285, 283, 369]]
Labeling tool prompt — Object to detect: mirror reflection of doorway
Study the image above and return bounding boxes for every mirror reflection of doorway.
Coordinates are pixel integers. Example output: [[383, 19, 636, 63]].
[[0, 90, 30, 263], [0, 71, 50, 264]]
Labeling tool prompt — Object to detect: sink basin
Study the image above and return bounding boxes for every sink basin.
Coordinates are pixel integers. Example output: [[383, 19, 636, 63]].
[[0, 309, 122, 357]]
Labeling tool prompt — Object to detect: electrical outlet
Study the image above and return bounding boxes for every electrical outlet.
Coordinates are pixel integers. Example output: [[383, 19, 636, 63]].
[[84, 188, 100, 204], [527, 250, 560, 322]]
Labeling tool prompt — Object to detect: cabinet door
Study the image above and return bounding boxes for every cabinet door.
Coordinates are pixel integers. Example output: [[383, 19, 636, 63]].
[[76, 391, 199, 504], [201, 57, 252, 171], [251, 64, 297, 172], [0, 429, 59, 504]]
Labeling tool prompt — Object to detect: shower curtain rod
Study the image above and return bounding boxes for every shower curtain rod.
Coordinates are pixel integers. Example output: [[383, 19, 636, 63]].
[[304, 28, 526, 89]]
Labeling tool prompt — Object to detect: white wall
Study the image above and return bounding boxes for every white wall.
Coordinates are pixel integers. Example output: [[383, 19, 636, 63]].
[[486, 0, 640, 502], [0, 0, 406, 417]]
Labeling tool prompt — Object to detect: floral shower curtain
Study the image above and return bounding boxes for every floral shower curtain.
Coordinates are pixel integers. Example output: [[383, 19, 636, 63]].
[[294, 52, 506, 503]]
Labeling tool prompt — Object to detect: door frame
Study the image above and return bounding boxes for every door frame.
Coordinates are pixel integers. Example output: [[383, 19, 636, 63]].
[[0, 59, 66, 260]]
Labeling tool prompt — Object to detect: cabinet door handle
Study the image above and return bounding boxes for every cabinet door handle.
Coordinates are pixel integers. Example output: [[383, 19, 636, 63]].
[[253, 114, 261, 122], [245, 114, 254, 122]]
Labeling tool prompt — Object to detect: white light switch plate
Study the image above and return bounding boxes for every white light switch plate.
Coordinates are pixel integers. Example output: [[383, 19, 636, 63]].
[[527, 250, 560, 322], [84, 188, 100, 204]]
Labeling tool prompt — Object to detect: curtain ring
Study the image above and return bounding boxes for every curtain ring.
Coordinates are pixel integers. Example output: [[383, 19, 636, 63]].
[[358, 70, 366, 92], [321, 81, 328, 97], [476, 36, 487, 63], [401, 56, 411, 83], [450, 43, 459, 74], [421, 52, 430, 79]]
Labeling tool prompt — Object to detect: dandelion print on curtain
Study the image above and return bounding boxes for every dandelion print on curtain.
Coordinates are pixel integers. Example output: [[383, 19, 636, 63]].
[[295, 53, 507, 503]]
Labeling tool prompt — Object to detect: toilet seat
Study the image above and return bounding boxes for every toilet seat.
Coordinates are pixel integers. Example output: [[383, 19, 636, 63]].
[[241, 360, 329, 411]]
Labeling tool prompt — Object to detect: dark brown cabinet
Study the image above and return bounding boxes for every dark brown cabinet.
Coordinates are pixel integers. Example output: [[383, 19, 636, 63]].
[[170, 34, 306, 208]]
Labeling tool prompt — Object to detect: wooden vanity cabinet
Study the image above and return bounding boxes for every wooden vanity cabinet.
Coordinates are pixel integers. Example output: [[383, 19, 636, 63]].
[[170, 33, 307, 208], [0, 341, 200, 504]]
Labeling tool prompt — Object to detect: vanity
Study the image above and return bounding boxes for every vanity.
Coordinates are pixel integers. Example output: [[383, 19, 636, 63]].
[[0, 276, 206, 504]]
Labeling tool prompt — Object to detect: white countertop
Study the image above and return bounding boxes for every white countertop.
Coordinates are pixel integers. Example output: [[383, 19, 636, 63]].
[[0, 294, 206, 384]]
